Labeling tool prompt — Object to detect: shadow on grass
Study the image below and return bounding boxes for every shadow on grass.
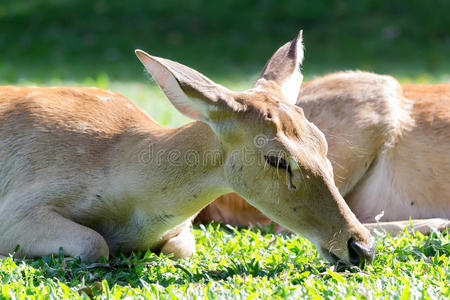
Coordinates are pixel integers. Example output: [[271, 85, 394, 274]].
[[10, 252, 297, 289]]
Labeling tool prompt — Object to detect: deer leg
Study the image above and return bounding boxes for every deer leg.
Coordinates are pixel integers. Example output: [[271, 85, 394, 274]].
[[160, 221, 196, 260], [0, 207, 109, 262], [363, 218, 449, 236]]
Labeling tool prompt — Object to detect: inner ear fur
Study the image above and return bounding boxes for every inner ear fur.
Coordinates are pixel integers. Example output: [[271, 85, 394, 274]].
[[254, 30, 304, 104], [135, 50, 244, 121]]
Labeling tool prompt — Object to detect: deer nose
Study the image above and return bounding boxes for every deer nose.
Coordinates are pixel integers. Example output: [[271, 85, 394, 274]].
[[347, 237, 375, 266]]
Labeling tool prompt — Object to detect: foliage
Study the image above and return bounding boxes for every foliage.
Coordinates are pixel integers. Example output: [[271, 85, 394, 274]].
[[0, 225, 448, 299], [1, 0, 449, 83]]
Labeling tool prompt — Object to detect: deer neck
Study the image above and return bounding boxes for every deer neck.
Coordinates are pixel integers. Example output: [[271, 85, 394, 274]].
[[121, 121, 232, 218]]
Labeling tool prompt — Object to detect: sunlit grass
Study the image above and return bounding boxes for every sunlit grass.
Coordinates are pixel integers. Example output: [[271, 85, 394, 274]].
[[1, 224, 448, 299]]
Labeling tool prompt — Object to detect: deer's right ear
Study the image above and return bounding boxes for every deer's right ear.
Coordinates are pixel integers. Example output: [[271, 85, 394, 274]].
[[135, 50, 243, 122], [254, 30, 304, 105]]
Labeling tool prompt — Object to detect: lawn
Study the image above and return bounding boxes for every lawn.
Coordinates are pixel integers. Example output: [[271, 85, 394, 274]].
[[1, 0, 449, 299], [1, 225, 449, 299]]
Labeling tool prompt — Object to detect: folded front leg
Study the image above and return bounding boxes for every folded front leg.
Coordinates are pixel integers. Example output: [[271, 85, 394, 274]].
[[0, 208, 109, 262], [160, 221, 196, 260]]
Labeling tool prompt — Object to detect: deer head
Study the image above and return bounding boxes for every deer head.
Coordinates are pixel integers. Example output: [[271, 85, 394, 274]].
[[136, 31, 374, 265]]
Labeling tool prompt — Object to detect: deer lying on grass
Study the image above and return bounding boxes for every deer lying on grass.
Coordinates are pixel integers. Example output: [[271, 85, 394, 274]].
[[0, 32, 375, 265], [197, 72, 450, 235]]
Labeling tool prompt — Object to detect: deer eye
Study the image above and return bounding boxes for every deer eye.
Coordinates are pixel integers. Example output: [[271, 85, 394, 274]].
[[264, 155, 289, 170]]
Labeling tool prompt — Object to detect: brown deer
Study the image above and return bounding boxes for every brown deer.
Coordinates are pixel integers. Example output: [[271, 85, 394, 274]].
[[0, 32, 374, 265], [197, 71, 450, 235]]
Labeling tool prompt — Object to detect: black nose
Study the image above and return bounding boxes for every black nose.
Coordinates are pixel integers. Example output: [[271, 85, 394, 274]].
[[347, 238, 375, 266]]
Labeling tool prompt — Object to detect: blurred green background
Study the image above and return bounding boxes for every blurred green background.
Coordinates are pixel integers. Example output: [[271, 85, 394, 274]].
[[1, 0, 449, 127]]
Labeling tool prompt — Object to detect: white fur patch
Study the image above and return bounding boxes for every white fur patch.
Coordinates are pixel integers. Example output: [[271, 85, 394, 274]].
[[349, 154, 404, 222], [280, 36, 304, 104], [281, 73, 302, 105]]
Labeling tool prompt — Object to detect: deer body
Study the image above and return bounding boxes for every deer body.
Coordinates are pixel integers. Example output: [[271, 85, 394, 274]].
[[0, 86, 227, 259], [300, 72, 450, 222], [0, 33, 375, 265], [198, 72, 450, 233]]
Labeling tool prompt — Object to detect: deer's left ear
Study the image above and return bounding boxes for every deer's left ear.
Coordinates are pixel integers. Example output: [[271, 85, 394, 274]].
[[254, 30, 304, 104]]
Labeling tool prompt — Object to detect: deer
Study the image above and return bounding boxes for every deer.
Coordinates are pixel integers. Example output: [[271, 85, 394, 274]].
[[196, 71, 450, 236], [0, 31, 375, 266]]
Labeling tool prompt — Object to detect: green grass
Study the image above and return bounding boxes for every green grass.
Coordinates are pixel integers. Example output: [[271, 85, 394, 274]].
[[2, 0, 448, 124], [1, 0, 450, 84], [1, 225, 448, 299], [2, 0, 449, 127]]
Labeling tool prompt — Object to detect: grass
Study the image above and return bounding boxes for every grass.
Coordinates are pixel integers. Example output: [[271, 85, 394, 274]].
[[0, 225, 448, 299], [2, 0, 448, 125], [1, 1, 449, 298], [2, 0, 449, 129], [1, 0, 450, 84]]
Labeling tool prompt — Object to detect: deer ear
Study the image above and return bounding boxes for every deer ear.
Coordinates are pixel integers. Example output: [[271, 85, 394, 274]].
[[135, 50, 241, 121], [254, 30, 304, 104]]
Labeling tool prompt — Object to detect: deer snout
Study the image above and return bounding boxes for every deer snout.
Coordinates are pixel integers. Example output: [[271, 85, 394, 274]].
[[347, 236, 375, 266]]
